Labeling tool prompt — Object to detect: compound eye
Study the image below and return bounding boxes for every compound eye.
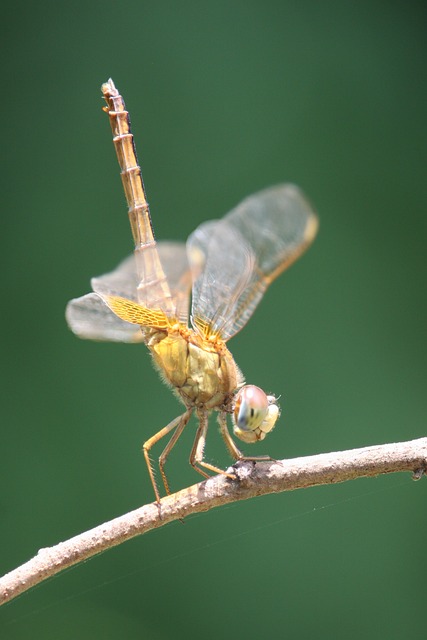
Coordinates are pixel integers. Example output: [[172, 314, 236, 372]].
[[233, 385, 268, 433]]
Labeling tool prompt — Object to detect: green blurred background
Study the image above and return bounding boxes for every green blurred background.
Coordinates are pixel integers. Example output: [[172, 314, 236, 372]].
[[1, 1, 426, 638]]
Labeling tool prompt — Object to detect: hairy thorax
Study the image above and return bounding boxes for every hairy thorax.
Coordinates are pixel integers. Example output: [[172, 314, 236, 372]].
[[143, 326, 243, 410]]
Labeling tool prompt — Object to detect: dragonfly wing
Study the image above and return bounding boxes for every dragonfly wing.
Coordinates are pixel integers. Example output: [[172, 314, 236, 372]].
[[66, 255, 143, 342], [66, 292, 144, 342], [188, 220, 256, 340], [155, 241, 191, 326], [189, 184, 318, 341], [91, 254, 140, 300], [224, 184, 318, 280], [66, 243, 191, 342], [92, 244, 190, 325]]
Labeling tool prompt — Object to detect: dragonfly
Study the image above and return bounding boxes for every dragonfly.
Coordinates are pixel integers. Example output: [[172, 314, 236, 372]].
[[66, 79, 318, 502]]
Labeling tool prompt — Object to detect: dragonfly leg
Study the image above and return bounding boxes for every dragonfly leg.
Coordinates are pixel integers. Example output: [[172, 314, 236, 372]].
[[189, 409, 235, 481], [217, 411, 244, 460], [143, 409, 192, 502], [158, 409, 193, 496]]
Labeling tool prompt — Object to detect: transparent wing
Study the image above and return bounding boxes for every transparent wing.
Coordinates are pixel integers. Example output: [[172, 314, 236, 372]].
[[154, 242, 192, 325], [188, 184, 318, 341], [187, 221, 255, 339], [91, 254, 140, 301], [92, 243, 190, 325], [66, 242, 191, 342], [66, 292, 144, 342]]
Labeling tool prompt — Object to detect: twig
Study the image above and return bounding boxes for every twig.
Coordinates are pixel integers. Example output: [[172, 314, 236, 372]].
[[1, 436, 426, 605]]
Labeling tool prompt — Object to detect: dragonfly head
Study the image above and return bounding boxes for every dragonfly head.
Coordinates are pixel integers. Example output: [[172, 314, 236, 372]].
[[232, 385, 280, 443]]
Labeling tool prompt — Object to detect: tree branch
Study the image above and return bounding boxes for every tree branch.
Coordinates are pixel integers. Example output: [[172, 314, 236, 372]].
[[1, 436, 426, 605]]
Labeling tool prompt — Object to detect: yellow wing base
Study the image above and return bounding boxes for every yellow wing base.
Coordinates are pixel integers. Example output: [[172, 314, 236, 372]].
[[104, 295, 172, 330], [192, 316, 223, 342]]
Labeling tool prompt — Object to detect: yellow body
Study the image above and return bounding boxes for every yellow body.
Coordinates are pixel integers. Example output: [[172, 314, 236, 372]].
[[145, 326, 244, 411]]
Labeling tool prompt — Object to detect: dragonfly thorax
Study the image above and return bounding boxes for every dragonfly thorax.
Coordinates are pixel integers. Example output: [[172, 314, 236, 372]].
[[147, 326, 244, 410]]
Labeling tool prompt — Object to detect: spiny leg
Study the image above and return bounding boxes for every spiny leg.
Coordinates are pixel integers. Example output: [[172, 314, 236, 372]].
[[143, 409, 192, 502], [189, 409, 235, 480], [158, 409, 193, 496]]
